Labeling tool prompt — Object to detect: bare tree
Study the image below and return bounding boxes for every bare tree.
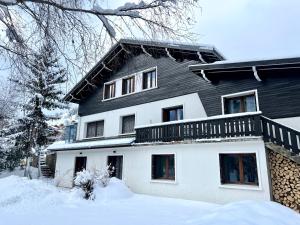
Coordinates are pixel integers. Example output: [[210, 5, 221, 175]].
[[0, 0, 198, 89]]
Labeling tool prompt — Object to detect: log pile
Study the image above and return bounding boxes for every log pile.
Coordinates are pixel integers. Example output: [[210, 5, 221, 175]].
[[269, 150, 300, 213]]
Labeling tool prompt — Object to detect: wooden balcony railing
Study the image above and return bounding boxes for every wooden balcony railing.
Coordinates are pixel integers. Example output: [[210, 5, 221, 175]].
[[261, 116, 300, 155], [135, 112, 262, 143]]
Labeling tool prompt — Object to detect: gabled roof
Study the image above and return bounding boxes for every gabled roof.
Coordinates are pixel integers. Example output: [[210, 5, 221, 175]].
[[64, 38, 225, 103]]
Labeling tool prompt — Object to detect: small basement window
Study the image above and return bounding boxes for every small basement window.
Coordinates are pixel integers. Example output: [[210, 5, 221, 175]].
[[143, 69, 157, 90], [163, 106, 183, 122], [104, 82, 116, 99], [122, 76, 135, 95], [121, 115, 135, 134], [86, 120, 104, 138], [219, 153, 259, 185], [152, 154, 175, 180], [223, 91, 258, 114]]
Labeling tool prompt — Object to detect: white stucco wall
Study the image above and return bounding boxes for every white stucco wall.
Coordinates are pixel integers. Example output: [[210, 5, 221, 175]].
[[77, 93, 207, 140], [275, 116, 300, 131], [54, 139, 271, 204]]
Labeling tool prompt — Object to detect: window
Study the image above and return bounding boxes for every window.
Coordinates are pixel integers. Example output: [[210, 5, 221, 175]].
[[86, 120, 104, 138], [223, 92, 257, 114], [104, 82, 116, 99], [152, 154, 175, 180], [163, 106, 183, 122], [121, 115, 135, 134], [143, 69, 157, 90], [122, 76, 135, 95], [219, 153, 259, 185]]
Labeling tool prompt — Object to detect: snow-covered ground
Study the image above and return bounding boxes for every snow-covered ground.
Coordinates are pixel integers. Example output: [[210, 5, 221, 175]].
[[0, 175, 299, 225]]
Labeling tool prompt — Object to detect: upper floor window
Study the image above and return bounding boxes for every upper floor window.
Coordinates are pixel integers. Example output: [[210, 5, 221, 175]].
[[222, 90, 258, 114], [121, 115, 135, 134], [219, 153, 258, 186], [86, 120, 104, 138], [122, 76, 135, 95], [104, 82, 116, 99], [163, 106, 183, 122], [143, 69, 157, 90]]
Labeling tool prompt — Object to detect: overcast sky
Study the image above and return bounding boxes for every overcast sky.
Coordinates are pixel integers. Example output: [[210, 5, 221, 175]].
[[2, 0, 300, 81], [195, 0, 300, 60]]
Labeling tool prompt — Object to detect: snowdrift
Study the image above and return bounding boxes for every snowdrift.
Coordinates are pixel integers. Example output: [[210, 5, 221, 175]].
[[0, 175, 299, 225]]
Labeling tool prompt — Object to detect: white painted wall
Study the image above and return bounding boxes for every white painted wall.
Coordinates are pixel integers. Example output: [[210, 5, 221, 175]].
[[55, 139, 271, 204], [275, 116, 300, 131], [77, 93, 207, 140]]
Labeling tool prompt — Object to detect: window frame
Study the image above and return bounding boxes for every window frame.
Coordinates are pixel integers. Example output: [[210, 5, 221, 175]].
[[103, 81, 116, 100], [221, 89, 259, 115], [122, 75, 136, 95], [120, 114, 136, 135], [85, 120, 105, 138], [162, 105, 184, 122], [219, 153, 259, 186], [142, 68, 157, 90], [151, 154, 176, 181]]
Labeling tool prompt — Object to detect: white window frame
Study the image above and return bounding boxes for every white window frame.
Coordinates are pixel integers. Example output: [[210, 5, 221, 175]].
[[221, 89, 259, 115], [106, 154, 124, 180], [103, 81, 116, 100], [218, 150, 262, 191], [142, 67, 158, 90], [102, 66, 158, 102], [122, 75, 136, 95]]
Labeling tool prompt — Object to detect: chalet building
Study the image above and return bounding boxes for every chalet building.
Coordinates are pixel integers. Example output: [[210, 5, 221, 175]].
[[48, 39, 300, 206]]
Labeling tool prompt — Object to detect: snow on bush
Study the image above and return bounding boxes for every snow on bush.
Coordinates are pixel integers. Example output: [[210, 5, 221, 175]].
[[74, 170, 95, 200], [74, 166, 114, 200], [94, 165, 114, 187]]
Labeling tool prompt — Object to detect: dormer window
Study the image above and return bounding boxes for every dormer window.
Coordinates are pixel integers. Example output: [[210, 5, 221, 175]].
[[143, 69, 157, 90], [122, 76, 135, 95], [104, 82, 116, 99]]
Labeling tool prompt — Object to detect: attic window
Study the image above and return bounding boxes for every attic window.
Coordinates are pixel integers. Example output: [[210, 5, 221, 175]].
[[104, 82, 116, 99], [122, 76, 135, 95], [143, 69, 157, 90]]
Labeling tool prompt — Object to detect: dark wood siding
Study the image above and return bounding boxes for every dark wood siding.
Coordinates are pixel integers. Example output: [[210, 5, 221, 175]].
[[78, 53, 300, 119]]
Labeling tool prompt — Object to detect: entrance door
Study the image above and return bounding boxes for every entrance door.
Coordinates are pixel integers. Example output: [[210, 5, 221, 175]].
[[74, 156, 87, 175], [107, 156, 123, 179]]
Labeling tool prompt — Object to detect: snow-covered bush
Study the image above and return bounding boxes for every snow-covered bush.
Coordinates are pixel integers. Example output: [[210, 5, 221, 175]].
[[94, 165, 114, 187], [74, 170, 95, 200], [74, 166, 114, 200]]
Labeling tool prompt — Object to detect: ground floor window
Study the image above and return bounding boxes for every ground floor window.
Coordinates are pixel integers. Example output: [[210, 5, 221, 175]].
[[152, 154, 175, 180], [219, 153, 258, 185]]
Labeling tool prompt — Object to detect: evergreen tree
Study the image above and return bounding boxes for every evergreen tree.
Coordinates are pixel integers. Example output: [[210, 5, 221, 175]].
[[8, 40, 67, 176]]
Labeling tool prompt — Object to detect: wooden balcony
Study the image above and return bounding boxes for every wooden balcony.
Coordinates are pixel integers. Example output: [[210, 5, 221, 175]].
[[135, 112, 262, 143]]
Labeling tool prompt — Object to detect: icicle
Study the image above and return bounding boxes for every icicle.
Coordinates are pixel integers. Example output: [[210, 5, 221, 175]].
[[165, 48, 176, 61], [252, 66, 262, 82], [201, 70, 211, 83], [141, 45, 152, 57], [197, 52, 206, 63]]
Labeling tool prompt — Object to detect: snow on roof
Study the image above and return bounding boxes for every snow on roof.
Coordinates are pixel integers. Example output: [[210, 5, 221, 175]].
[[47, 137, 135, 151]]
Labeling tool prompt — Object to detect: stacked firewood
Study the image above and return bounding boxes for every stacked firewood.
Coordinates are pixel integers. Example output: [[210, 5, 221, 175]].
[[269, 151, 300, 213]]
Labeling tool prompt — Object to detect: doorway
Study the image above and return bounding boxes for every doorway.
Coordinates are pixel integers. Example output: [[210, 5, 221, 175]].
[[107, 155, 123, 179], [74, 156, 87, 175]]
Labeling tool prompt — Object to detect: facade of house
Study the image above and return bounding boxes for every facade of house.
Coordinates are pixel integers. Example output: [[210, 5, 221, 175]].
[[48, 39, 300, 205]]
